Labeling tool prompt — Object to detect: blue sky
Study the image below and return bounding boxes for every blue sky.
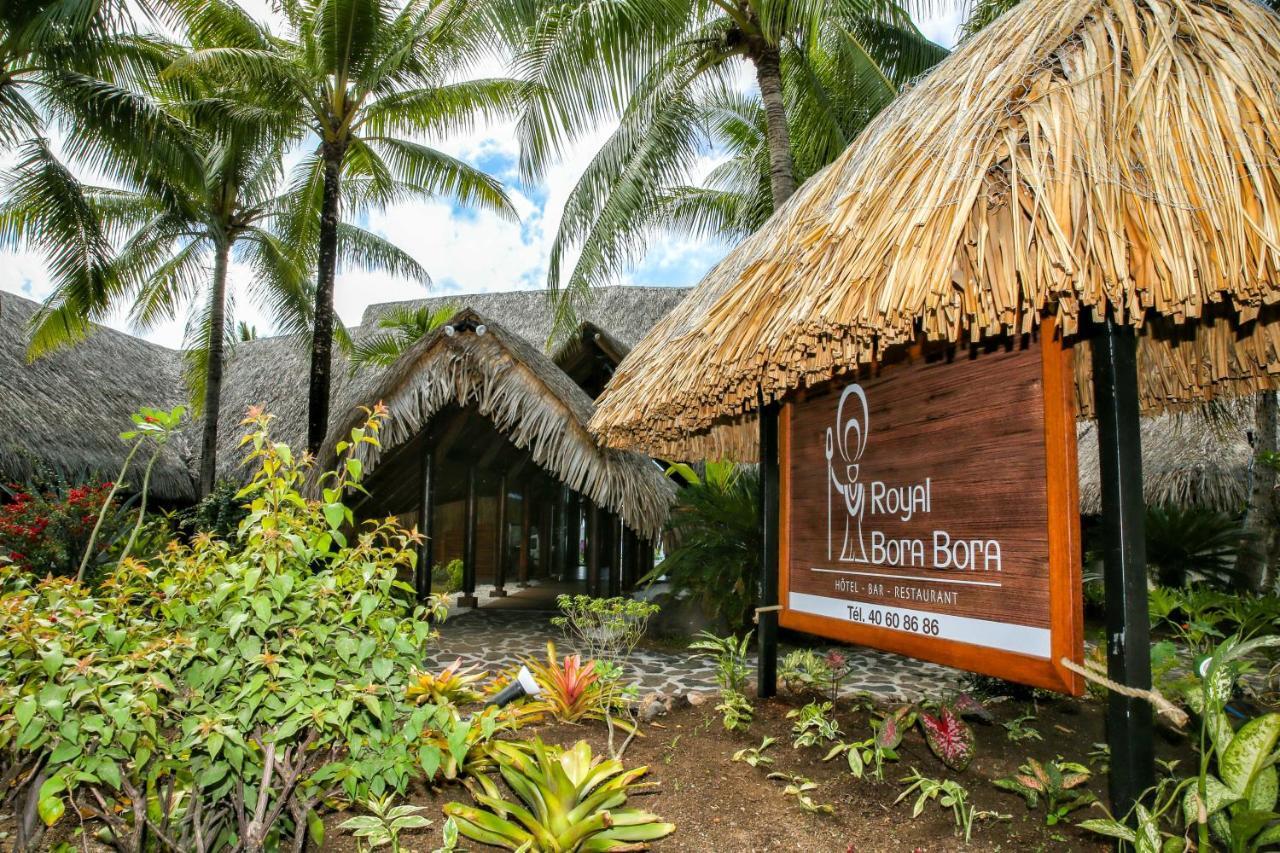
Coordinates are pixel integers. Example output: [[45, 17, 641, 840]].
[[0, 7, 964, 349]]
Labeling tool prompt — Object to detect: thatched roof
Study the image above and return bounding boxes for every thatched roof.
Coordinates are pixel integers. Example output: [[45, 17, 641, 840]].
[[1, 286, 687, 512], [1077, 404, 1260, 515], [315, 308, 676, 539], [589, 0, 1280, 460], [0, 292, 195, 499], [360, 287, 690, 354]]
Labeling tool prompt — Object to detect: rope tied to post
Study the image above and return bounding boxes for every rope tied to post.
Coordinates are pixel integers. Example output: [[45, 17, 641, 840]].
[[1059, 656, 1189, 728], [753, 604, 783, 624]]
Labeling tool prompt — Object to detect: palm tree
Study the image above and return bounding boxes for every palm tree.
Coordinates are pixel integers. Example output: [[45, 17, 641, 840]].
[[351, 302, 457, 368], [167, 0, 522, 452], [1, 1, 195, 335], [500, 0, 946, 334]]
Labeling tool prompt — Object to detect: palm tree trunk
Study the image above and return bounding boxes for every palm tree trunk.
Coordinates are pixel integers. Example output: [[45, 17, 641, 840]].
[[198, 237, 230, 497], [752, 45, 797, 208], [308, 143, 343, 454], [1239, 390, 1279, 591]]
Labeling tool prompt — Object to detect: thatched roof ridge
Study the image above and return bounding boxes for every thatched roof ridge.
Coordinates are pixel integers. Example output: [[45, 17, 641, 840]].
[[590, 0, 1280, 459], [213, 286, 688, 483], [360, 286, 689, 353], [1077, 405, 1259, 515], [316, 308, 676, 539], [0, 292, 195, 498]]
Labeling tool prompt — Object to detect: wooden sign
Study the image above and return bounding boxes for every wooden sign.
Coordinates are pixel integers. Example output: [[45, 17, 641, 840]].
[[779, 327, 1083, 694]]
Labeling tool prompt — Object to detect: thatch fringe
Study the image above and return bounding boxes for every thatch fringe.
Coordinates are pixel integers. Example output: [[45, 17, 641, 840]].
[[316, 309, 675, 540], [590, 0, 1280, 458]]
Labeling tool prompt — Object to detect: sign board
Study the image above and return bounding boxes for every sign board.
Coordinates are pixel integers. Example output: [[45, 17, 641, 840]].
[[779, 329, 1083, 694]]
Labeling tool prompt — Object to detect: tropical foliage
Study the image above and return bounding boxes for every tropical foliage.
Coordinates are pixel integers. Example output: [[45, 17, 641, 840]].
[[352, 302, 459, 368], [498, 0, 949, 332], [444, 738, 675, 850], [647, 461, 759, 630], [164, 0, 520, 451], [0, 408, 465, 851]]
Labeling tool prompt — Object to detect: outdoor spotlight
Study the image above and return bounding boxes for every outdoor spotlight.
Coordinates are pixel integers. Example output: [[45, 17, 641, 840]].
[[484, 665, 541, 708], [444, 325, 456, 336], [476, 324, 487, 336]]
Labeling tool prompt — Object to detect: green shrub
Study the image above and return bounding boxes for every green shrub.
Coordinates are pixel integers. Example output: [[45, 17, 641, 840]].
[[188, 478, 250, 540], [431, 558, 464, 593], [0, 479, 132, 579], [0, 406, 460, 852], [646, 461, 759, 630], [1145, 503, 1249, 589]]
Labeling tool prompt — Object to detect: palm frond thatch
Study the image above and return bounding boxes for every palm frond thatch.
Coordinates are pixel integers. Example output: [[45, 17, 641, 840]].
[[315, 308, 676, 540], [0, 292, 195, 498], [589, 0, 1280, 460]]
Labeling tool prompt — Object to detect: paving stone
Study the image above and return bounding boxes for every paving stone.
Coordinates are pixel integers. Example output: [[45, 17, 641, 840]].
[[427, 609, 971, 702]]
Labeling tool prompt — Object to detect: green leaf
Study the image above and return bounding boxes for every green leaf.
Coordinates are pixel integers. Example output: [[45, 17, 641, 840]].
[[38, 795, 65, 827], [16, 695, 37, 729], [49, 741, 81, 764], [1221, 714, 1280, 796], [323, 503, 345, 530], [251, 594, 274, 625], [307, 808, 325, 846]]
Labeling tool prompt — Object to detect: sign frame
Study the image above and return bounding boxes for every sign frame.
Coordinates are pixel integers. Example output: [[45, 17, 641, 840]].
[[777, 320, 1084, 695]]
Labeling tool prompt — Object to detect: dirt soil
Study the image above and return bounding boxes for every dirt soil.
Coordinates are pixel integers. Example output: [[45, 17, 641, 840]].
[[316, 689, 1193, 853]]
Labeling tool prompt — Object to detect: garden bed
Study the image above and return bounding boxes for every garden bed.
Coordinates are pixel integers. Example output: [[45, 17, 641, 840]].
[[310, 689, 1191, 852]]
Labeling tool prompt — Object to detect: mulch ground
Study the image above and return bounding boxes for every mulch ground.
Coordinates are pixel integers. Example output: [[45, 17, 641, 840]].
[[319, 688, 1194, 852]]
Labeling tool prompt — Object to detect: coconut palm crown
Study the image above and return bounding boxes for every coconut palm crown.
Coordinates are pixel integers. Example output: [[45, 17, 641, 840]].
[[166, 0, 523, 452]]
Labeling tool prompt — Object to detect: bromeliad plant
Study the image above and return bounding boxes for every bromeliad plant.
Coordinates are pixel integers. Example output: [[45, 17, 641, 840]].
[[444, 739, 675, 851], [994, 757, 1095, 825], [406, 659, 487, 707], [524, 641, 611, 726]]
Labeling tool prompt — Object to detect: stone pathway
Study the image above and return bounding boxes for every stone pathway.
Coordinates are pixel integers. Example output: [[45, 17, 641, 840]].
[[427, 608, 970, 702]]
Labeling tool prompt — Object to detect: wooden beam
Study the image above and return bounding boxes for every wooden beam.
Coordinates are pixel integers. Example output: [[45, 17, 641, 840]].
[[1091, 311, 1154, 817], [417, 447, 435, 601], [433, 408, 472, 459], [757, 400, 780, 699], [459, 466, 479, 608], [492, 473, 508, 597], [586, 501, 601, 597], [518, 482, 531, 587], [476, 430, 511, 470]]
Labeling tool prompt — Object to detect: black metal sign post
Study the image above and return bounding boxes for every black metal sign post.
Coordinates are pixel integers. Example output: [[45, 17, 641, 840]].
[[757, 397, 780, 699], [1090, 310, 1156, 818]]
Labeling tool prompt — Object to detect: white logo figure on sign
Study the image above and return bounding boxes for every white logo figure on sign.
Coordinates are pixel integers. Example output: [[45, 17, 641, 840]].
[[826, 384, 869, 563]]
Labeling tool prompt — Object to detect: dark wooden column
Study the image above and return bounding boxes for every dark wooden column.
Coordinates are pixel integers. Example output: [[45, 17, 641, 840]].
[[459, 466, 479, 608], [491, 473, 508, 597], [416, 446, 435, 601], [586, 502, 601, 596], [548, 490, 562, 581], [757, 400, 780, 699], [622, 527, 639, 590], [539, 502, 553, 580], [566, 491, 582, 581], [556, 485, 573, 580], [1091, 311, 1154, 817], [640, 537, 655, 583], [517, 482, 531, 587], [609, 515, 623, 597]]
